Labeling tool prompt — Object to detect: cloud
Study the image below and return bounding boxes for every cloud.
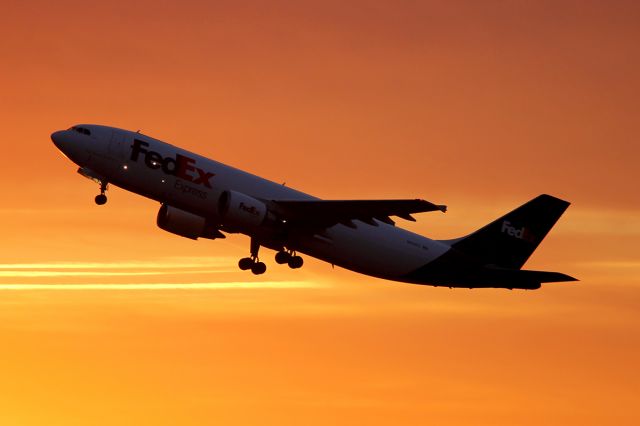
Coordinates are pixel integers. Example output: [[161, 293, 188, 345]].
[[0, 258, 322, 289], [0, 281, 318, 290], [0, 271, 188, 278], [0, 257, 236, 270], [562, 209, 640, 235]]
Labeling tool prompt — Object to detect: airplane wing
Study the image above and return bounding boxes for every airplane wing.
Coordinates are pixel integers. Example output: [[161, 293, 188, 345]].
[[268, 199, 446, 229]]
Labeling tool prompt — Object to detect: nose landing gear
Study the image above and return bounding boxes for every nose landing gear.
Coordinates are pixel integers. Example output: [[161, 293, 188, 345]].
[[94, 181, 108, 205], [95, 194, 107, 205]]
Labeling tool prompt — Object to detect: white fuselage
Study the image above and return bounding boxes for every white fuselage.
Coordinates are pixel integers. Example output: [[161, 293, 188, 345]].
[[52, 125, 452, 282]]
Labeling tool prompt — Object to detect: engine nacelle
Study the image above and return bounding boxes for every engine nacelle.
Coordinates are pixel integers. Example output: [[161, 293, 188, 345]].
[[218, 190, 267, 231], [157, 204, 218, 240]]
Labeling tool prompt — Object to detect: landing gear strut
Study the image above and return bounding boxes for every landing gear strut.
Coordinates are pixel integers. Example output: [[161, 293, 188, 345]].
[[94, 181, 108, 205], [238, 238, 267, 275]]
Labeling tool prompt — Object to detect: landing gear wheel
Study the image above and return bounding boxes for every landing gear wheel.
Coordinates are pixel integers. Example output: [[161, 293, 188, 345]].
[[238, 257, 254, 271], [95, 180, 108, 205], [95, 194, 107, 205], [288, 255, 303, 269], [251, 261, 267, 275], [275, 251, 291, 264], [240, 239, 268, 275]]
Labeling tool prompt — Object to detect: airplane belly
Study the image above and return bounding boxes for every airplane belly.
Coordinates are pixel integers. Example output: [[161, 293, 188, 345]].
[[294, 223, 450, 279]]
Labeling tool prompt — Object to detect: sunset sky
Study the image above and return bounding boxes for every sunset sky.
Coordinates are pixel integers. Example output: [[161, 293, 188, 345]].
[[1, 0, 639, 424]]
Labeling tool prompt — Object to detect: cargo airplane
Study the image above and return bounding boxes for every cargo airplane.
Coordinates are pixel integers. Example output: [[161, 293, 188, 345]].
[[51, 125, 577, 289]]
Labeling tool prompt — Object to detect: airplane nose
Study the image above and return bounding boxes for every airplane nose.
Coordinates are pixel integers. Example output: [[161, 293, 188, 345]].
[[51, 130, 66, 150], [51, 130, 67, 152]]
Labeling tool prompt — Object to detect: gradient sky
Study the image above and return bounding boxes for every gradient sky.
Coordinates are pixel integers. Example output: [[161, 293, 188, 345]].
[[1, 1, 639, 425]]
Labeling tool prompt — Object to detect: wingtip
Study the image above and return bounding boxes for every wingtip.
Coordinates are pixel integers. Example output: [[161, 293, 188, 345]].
[[553, 273, 579, 283], [417, 199, 447, 213]]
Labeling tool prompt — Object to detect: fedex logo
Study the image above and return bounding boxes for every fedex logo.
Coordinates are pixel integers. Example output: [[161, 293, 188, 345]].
[[501, 221, 536, 243], [239, 202, 261, 216], [130, 139, 214, 188]]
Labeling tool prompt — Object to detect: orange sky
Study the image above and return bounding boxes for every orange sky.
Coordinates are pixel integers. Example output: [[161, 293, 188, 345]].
[[0, 1, 639, 425]]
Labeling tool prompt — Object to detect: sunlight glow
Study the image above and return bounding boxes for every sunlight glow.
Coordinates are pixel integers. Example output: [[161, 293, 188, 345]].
[[0, 258, 237, 270], [0, 270, 235, 278], [0, 281, 319, 290]]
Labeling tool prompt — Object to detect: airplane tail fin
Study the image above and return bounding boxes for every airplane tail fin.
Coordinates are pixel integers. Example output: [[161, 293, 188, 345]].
[[442, 194, 570, 270]]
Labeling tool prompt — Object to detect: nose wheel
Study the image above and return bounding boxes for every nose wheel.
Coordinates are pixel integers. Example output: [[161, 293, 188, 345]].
[[95, 194, 107, 205], [94, 181, 108, 205]]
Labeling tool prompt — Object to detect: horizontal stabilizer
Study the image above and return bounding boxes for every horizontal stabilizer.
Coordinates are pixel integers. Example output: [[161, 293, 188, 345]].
[[484, 266, 578, 284]]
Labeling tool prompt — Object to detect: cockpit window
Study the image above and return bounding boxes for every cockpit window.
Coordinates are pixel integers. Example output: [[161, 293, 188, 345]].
[[71, 126, 91, 136]]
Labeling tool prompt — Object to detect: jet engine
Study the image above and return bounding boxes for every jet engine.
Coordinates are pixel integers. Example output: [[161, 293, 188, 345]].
[[157, 204, 222, 240], [218, 190, 268, 232]]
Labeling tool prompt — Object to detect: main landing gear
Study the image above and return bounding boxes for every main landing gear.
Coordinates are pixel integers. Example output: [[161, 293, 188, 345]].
[[238, 239, 304, 275], [275, 250, 304, 269], [238, 257, 267, 275], [238, 238, 267, 275], [94, 181, 108, 205]]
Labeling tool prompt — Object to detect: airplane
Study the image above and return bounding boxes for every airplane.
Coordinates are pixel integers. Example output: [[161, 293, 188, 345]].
[[51, 124, 577, 290]]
